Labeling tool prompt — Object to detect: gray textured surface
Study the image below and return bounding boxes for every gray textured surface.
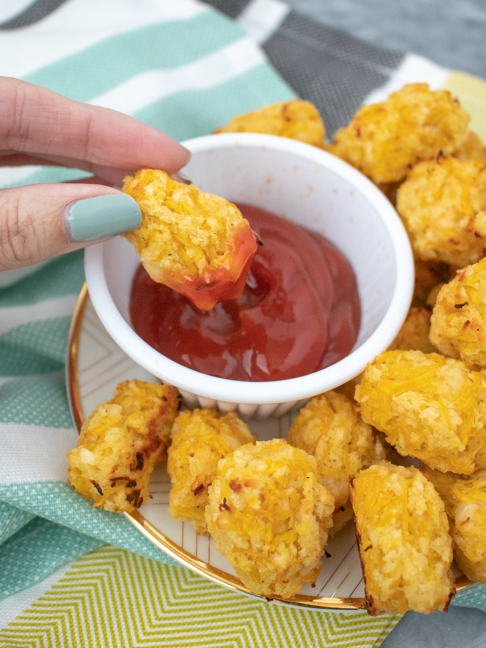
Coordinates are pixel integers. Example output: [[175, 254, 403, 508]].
[[263, 10, 404, 135], [285, 0, 486, 79], [381, 606, 486, 648]]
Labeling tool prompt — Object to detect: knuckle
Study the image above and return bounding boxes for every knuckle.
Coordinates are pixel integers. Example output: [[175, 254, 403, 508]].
[[0, 77, 60, 153], [0, 189, 37, 269], [0, 77, 27, 148]]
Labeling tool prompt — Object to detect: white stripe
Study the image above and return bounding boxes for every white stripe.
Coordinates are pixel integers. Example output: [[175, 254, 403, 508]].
[[0, 0, 32, 23], [0, 0, 208, 79], [0, 294, 77, 336], [0, 422, 76, 484], [0, 559, 77, 630], [89, 37, 266, 114], [0, 166, 45, 189], [0, 370, 65, 388], [237, 0, 290, 44], [0, 37, 267, 190], [0, 259, 51, 288], [364, 53, 449, 105]]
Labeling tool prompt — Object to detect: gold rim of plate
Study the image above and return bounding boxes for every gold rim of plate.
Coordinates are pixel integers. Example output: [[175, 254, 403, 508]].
[[67, 283, 473, 610]]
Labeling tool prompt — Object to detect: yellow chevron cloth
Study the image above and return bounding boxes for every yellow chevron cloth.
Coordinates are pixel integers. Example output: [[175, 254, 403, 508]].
[[0, 545, 400, 648]]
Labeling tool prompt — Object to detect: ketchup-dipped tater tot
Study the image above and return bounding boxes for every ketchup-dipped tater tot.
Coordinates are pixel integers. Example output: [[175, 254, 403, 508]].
[[123, 169, 258, 310]]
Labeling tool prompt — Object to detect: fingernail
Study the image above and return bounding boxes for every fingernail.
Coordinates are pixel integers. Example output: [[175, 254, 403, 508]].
[[65, 193, 142, 242], [182, 146, 192, 162]]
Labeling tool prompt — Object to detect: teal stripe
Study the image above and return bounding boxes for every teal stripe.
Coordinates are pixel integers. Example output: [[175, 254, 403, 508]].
[[0, 168, 91, 190], [0, 251, 84, 306], [0, 482, 178, 566], [0, 502, 35, 546], [1, 64, 296, 189], [23, 12, 241, 102], [133, 62, 297, 140], [0, 375, 72, 428], [0, 517, 102, 601], [0, 317, 71, 376], [454, 583, 486, 613]]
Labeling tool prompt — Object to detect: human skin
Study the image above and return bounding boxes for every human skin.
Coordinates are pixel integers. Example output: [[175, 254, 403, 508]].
[[0, 76, 190, 271]]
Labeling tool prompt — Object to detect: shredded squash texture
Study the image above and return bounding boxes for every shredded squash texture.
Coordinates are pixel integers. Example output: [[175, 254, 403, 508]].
[[288, 391, 385, 534], [351, 462, 455, 615], [355, 350, 486, 474], [168, 409, 255, 534], [430, 258, 486, 368], [67, 380, 179, 512], [388, 306, 436, 353], [452, 130, 486, 163], [423, 466, 486, 583], [123, 169, 257, 310], [214, 100, 326, 148], [397, 157, 486, 267], [333, 83, 469, 184], [205, 439, 334, 598]]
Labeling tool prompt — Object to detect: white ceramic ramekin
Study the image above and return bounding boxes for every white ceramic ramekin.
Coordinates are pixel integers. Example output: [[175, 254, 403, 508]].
[[85, 133, 414, 418]]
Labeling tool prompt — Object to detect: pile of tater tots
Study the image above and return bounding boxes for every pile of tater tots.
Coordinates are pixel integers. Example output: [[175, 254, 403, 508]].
[[68, 85, 486, 616]]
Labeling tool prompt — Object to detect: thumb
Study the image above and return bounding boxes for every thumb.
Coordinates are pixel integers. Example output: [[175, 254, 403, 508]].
[[0, 183, 141, 271]]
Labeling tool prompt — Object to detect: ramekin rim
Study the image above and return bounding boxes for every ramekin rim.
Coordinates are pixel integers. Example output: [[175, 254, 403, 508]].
[[85, 133, 414, 404]]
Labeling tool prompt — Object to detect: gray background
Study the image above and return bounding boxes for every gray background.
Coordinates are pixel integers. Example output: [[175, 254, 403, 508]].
[[285, 0, 486, 80]]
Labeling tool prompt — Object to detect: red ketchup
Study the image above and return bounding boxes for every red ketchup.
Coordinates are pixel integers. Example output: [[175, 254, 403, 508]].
[[130, 205, 361, 382]]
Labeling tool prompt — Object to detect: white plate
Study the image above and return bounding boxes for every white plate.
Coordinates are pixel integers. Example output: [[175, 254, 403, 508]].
[[67, 285, 471, 611]]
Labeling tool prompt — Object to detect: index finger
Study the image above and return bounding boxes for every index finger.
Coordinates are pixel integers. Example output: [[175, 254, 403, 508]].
[[0, 77, 190, 175]]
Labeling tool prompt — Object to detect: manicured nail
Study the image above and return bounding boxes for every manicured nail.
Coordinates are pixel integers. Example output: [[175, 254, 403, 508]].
[[65, 193, 142, 242]]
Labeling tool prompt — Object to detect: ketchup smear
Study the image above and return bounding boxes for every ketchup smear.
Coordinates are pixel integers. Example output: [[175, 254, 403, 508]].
[[130, 205, 361, 382]]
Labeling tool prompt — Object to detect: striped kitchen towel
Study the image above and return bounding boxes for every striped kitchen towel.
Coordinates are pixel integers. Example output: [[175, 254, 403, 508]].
[[0, 0, 485, 645]]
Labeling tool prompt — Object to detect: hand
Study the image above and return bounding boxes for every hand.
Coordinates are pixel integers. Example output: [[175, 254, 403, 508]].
[[0, 76, 190, 271]]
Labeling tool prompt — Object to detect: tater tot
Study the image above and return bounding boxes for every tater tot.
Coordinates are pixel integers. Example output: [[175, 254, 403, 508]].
[[167, 409, 255, 534], [413, 258, 453, 307], [388, 306, 436, 353], [214, 100, 326, 148], [426, 282, 445, 309], [288, 391, 385, 534], [351, 462, 455, 615], [332, 83, 469, 184], [334, 374, 362, 401], [355, 350, 486, 474], [397, 157, 486, 267], [453, 130, 486, 163], [422, 465, 486, 583], [205, 439, 335, 598], [67, 380, 179, 513], [322, 143, 400, 203], [430, 259, 486, 368], [122, 169, 257, 310], [321, 140, 351, 162], [336, 308, 436, 419]]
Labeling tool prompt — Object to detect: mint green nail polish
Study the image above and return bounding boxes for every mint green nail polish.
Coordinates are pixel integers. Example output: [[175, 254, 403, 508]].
[[65, 194, 142, 242]]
